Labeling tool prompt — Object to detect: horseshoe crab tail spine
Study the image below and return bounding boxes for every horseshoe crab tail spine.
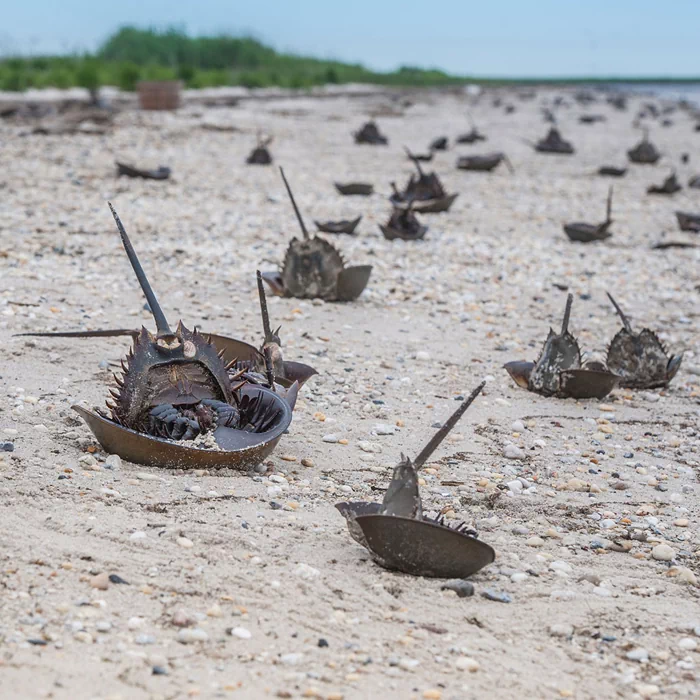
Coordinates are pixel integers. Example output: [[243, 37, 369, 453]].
[[263, 346, 276, 392], [605, 186, 613, 222], [279, 167, 310, 240], [561, 293, 574, 335], [107, 202, 172, 338], [606, 292, 632, 331], [256, 270, 273, 343], [413, 381, 486, 470], [404, 146, 424, 176]]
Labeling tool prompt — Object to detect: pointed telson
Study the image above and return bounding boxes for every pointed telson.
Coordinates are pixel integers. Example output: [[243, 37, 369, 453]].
[[560, 293, 573, 335], [256, 269, 276, 344], [279, 167, 310, 240], [107, 202, 172, 338], [606, 292, 632, 331]]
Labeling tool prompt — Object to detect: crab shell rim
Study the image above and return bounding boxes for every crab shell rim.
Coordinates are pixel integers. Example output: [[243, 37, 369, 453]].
[[72, 384, 293, 470], [260, 266, 372, 302], [558, 368, 619, 400], [379, 223, 429, 242], [389, 193, 459, 214], [353, 513, 496, 579]]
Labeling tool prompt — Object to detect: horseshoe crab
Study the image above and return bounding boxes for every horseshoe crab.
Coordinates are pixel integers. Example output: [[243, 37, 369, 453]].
[[605, 293, 683, 389], [456, 152, 512, 173], [456, 127, 486, 144], [116, 162, 171, 180], [504, 294, 618, 400], [563, 187, 614, 243], [390, 149, 458, 213], [430, 136, 448, 151], [690, 175, 700, 190], [598, 166, 627, 177], [380, 195, 428, 241], [406, 149, 434, 163], [628, 130, 660, 164], [676, 211, 700, 232], [647, 171, 682, 195], [534, 128, 575, 154], [335, 182, 373, 196], [261, 168, 372, 302], [72, 204, 294, 470], [246, 133, 273, 165], [314, 216, 362, 235], [354, 121, 388, 145], [335, 382, 495, 578]]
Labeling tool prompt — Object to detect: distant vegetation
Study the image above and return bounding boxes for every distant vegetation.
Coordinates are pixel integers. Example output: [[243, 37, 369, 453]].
[[0, 27, 466, 92]]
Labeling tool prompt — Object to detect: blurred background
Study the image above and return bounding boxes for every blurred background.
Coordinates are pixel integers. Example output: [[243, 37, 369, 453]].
[[1, 0, 699, 94]]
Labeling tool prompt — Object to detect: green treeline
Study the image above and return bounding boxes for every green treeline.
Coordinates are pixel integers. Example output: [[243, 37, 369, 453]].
[[0, 26, 466, 91]]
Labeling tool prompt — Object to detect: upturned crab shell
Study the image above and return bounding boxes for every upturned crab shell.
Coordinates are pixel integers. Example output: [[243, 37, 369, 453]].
[[676, 211, 700, 232], [648, 173, 682, 195], [390, 193, 458, 214], [534, 128, 575, 154], [334, 182, 373, 196], [598, 166, 627, 177], [260, 263, 372, 302], [74, 383, 292, 470], [559, 369, 619, 399], [313, 216, 362, 235], [335, 501, 382, 547], [116, 162, 171, 180], [563, 222, 612, 243], [456, 128, 486, 144], [627, 135, 660, 164], [352, 514, 496, 578], [456, 153, 508, 172]]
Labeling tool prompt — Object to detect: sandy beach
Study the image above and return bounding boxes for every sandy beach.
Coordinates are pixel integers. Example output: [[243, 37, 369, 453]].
[[1, 86, 699, 700]]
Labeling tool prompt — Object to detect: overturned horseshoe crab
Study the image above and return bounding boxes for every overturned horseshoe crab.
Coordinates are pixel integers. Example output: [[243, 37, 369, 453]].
[[335, 182, 373, 196], [246, 133, 273, 165], [116, 162, 171, 180], [72, 204, 294, 470], [261, 168, 372, 301], [456, 152, 513, 173], [336, 382, 495, 578], [505, 294, 618, 400], [380, 194, 428, 241], [390, 149, 458, 213], [314, 216, 362, 235], [676, 211, 700, 232], [628, 130, 660, 164], [354, 120, 388, 145], [598, 165, 627, 177], [563, 187, 614, 243], [456, 115, 486, 144], [534, 127, 575, 154], [605, 293, 683, 389], [647, 171, 682, 195]]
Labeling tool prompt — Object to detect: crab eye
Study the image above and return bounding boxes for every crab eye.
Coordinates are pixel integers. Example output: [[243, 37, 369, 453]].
[[156, 337, 182, 352]]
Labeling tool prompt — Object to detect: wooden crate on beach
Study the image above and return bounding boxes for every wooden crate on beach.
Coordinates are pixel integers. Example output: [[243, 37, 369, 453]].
[[137, 81, 182, 110]]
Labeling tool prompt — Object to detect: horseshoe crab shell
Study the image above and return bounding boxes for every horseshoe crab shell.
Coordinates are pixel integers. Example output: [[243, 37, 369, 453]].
[[334, 182, 373, 196], [505, 294, 618, 399], [534, 128, 575, 154], [390, 150, 459, 213], [676, 211, 700, 232], [314, 216, 362, 235], [116, 162, 171, 180], [336, 382, 495, 578], [246, 133, 273, 165], [456, 152, 512, 173], [563, 187, 614, 243], [628, 130, 660, 164], [598, 166, 627, 177], [647, 172, 682, 195], [605, 293, 683, 389], [354, 121, 388, 145], [380, 200, 428, 241], [262, 168, 371, 301]]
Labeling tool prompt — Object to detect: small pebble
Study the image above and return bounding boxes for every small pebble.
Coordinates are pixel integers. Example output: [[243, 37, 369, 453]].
[[177, 628, 208, 644], [651, 544, 675, 562], [441, 580, 475, 598], [482, 589, 511, 603]]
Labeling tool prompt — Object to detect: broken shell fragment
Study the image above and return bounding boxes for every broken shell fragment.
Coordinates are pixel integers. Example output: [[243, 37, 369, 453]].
[[336, 382, 496, 579]]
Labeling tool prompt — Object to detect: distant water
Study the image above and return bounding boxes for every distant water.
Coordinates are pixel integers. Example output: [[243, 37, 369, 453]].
[[610, 82, 700, 107]]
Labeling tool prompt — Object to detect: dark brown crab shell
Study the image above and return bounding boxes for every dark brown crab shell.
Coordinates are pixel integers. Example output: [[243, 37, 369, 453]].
[[647, 174, 682, 195], [430, 136, 448, 151], [456, 128, 486, 144], [334, 182, 373, 196], [456, 153, 506, 172], [390, 193, 458, 214], [563, 221, 612, 243], [598, 166, 627, 177], [263, 237, 371, 302], [246, 147, 272, 165], [116, 162, 171, 180], [112, 323, 233, 432], [528, 327, 582, 396], [75, 383, 293, 470], [627, 139, 660, 164], [505, 361, 618, 399], [535, 128, 575, 154], [380, 209, 428, 241], [352, 514, 496, 578], [607, 328, 682, 389], [354, 121, 388, 145], [313, 216, 362, 235], [676, 211, 700, 232]]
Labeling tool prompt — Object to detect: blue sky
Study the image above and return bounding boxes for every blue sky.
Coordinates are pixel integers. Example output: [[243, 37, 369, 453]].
[[1, 0, 698, 77]]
